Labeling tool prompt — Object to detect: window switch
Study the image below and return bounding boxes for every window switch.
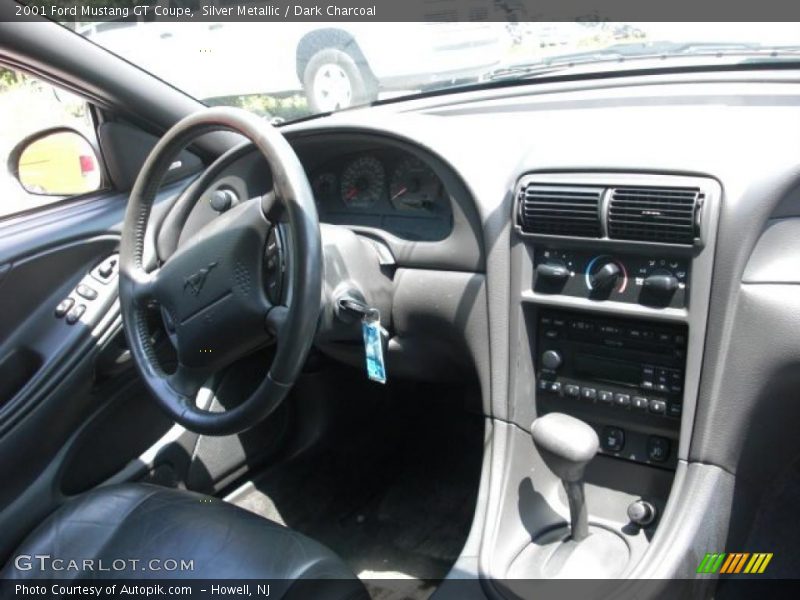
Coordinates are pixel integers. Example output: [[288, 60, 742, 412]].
[[76, 284, 98, 300], [65, 304, 86, 325], [55, 298, 74, 318]]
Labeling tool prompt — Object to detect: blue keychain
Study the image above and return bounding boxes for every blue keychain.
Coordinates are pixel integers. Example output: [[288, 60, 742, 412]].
[[362, 308, 387, 384]]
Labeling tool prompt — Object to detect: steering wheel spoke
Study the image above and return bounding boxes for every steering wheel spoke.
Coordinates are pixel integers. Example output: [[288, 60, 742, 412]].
[[167, 362, 211, 399], [130, 267, 162, 305], [261, 190, 286, 224]]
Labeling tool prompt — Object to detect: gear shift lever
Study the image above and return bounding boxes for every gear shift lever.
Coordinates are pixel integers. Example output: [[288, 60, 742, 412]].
[[531, 413, 599, 542]]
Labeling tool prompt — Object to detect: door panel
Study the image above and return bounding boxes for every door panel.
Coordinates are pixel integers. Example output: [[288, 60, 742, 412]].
[[0, 185, 183, 560]]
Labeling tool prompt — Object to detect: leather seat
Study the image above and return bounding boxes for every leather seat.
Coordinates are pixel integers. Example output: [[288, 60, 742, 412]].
[[2, 484, 367, 599]]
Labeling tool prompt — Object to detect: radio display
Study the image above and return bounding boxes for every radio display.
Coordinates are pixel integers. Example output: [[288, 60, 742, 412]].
[[575, 354, 641, 388]]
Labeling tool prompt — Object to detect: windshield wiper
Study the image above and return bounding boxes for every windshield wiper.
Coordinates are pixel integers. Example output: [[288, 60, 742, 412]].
[[489, 41, 800, 81]]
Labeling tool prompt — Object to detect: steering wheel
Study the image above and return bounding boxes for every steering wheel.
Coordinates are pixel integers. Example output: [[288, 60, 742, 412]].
[[119, 107, 322, 436]]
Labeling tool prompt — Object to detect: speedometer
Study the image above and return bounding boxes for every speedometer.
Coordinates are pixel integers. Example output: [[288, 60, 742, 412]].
[[340, 156, 385, 208]]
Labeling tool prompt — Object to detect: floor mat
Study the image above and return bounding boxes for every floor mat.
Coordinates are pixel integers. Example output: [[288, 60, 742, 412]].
[[226, 383, 484, 599]]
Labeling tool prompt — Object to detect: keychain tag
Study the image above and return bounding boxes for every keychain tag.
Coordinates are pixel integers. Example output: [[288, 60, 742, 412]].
[[362, 308, 387, 384]]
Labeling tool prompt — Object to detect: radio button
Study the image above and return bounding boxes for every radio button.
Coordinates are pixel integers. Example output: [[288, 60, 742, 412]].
[[538, 379, 550, 392], [649, 399, 667, 415], [548, 382, 562, 395], [564, 384, 580, 398], [668, 403, 682, 418], [544, 329, 560, 339], [647, 436, 670, 462], [598, 390, 614, 403], [581, 387, 597, 401], [602, 426, 625, 452], [641, 381, 655, 391], [614, 393, 631, 408], [632, 396, 648, 411]]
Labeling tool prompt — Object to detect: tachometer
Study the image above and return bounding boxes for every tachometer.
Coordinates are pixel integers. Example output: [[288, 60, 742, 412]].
[[340, 156, 385, 208], [389, 157, 441, 211]]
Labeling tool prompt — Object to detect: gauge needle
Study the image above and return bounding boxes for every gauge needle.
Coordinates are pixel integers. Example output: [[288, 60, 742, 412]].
[[391, 187, 407, 201], [346, 187, 358, 200]]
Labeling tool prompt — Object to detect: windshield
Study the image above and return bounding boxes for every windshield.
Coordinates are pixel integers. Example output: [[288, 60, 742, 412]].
[[75, 21, 800, 123]]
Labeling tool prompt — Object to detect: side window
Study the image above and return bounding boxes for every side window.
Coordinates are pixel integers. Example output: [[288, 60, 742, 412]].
[[0, 66, 104, 219]]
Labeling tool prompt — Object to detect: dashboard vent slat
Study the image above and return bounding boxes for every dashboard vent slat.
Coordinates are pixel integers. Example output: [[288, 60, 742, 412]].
[[519, 184, 602, 237], [608, 186, 700, 244]]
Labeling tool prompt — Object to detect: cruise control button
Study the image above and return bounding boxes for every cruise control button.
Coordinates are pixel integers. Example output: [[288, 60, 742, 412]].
[[649, 399, 667, 415], [76, 284, 98, 300], [65, 304, 86, 325], [581, 387, 597, 401], [55, 298, 74, 318], [601, 426, 625, 452], [598, 390, 614, 403], [614, 393, 631, 408], [632, 396, 648, 411], [647, 436, 671, 462], [564, 384, 580, 398]]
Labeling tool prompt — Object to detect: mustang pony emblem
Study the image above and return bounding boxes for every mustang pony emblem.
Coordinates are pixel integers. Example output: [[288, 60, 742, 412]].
[[183, 262, 218, 296]]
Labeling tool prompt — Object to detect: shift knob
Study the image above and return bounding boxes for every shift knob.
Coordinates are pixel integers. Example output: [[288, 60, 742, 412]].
[[531, 413, 599, 483], [531, 413, 599, 542]]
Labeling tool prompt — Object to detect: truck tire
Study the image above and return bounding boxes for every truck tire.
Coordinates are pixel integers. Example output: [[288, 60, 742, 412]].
[[303, 48, 377, 112]]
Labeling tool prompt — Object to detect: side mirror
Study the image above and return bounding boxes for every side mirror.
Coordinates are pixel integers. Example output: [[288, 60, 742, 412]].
[[9, 128, 102, 196]]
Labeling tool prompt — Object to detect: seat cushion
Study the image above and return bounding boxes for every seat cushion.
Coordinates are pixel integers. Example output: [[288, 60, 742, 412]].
[[2, 484, 367, 599]]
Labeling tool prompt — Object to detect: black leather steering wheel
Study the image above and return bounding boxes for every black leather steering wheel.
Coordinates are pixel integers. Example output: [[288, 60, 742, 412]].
[[119, 107, 322, 435]]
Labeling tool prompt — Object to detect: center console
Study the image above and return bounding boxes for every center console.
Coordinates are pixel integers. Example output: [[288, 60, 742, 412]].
[[480, 171, 721, 588], [513, 172, 721, 470]]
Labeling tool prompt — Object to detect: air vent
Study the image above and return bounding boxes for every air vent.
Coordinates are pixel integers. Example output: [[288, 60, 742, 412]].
[[608, 186, 700, 244], [518, 184, 602, 237]]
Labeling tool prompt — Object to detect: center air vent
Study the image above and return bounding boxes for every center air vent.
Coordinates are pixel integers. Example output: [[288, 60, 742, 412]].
[[608, 186, 700, 245], [518, 184, 602, 237]]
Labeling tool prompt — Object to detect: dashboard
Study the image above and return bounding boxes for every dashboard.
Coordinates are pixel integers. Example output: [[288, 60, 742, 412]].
[[178, 72, 800, 582]]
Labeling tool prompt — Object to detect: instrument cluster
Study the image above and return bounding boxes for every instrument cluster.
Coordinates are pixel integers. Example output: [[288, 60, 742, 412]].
[[311, 152, 445, 213]]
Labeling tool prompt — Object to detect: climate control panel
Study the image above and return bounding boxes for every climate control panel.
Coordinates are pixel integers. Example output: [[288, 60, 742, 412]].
[[533, 248, 689, 308]]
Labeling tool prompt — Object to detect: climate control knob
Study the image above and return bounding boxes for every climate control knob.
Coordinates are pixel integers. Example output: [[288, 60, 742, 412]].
[[541, 350, 563, 371], [590, 262, 622, 290], [536, 260, 570, 283], [643, 269, 679, 296]]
